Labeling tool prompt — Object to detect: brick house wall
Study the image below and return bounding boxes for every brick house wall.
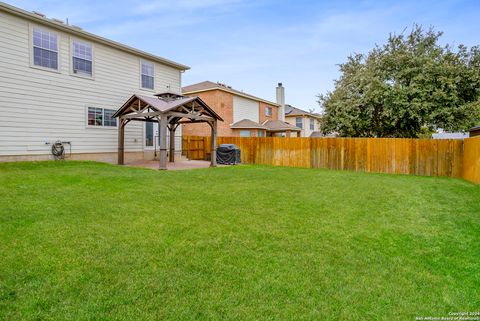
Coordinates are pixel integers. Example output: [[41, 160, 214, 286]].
[[182, 90, 234, 137], [259, 101, 278, 123], [182, 89, 279, 137]]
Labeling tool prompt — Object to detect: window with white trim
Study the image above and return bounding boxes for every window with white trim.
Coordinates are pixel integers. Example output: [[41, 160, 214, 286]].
[[72, 40, 93, 75], [310, 118, 315, 130], [87, 107, 117, 127], [145, 122, 154, 147], [296, 117, 303, 129], [32, 27, 58, 70], [141, 61, 154, 89], [265, 106, 272, 117], [239, 130, 251, 137]]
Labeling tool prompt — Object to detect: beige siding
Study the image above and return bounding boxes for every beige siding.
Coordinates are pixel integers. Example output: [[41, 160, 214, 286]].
[[285, 115, 320, 137], [232, 95, 259, 123], [0, 11, 182, 157]]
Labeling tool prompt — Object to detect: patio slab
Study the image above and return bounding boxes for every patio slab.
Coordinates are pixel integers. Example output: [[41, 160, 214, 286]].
[[126, 160, 215, 170]]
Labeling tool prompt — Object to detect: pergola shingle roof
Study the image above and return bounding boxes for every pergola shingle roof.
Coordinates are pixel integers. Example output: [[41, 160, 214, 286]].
[[113, 93, 223, 121]]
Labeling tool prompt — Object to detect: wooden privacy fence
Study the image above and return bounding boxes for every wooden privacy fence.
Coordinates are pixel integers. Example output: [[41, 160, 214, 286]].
[[462, 137, 480, 184], [182, 136, 206, 160], [183, 136, 480, 184]]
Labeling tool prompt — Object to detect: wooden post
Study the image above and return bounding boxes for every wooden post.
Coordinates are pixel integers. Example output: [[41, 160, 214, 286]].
[[210, 119, 217, 167], [117, 119, 125, 165], [159, 115, 168, 170], [169, 125, 175, 163]]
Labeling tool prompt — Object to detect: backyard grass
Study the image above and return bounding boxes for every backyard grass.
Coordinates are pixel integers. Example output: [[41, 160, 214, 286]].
[[0, 161, 479, 320]]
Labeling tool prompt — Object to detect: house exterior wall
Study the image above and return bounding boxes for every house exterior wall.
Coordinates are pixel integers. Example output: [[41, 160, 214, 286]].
[[233, 95, 259, 123], [233, 129, 266, 137], [182, 90, 235, 137], [182, 89, 279, 138], [0, 9, 182, 163], [285, 115, 321, 137], [259, 101, 278, 124]]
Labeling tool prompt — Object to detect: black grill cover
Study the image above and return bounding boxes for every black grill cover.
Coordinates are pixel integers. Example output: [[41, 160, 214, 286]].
[[216, 144, 241, 164]]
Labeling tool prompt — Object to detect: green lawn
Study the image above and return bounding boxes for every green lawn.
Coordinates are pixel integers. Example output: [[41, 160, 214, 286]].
[[0, 161, 479, 320]]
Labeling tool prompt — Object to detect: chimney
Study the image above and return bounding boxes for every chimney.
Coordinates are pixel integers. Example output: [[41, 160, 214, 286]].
[[276, 82, 285, 121]]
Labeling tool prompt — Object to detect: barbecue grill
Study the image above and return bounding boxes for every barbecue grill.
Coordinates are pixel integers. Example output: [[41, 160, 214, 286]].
[[216, 144, 241, 165]]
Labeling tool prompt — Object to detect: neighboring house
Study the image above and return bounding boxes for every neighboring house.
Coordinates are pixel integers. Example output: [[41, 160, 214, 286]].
[[469, 126, 480, 138], [182, 81, 301, 137], [0, 2, 188, 163], [284, 104, 322, 137]]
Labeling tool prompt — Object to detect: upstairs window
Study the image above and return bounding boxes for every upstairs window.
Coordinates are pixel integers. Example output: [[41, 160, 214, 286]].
[[310, 118, 315, 130], [265, 106, 272, 117], [72, 40, 93, 76], [141, 61, 154, 89], [32, 27, 58, 70], [296, 117, 303, 129], [88, 107, 117, 127]]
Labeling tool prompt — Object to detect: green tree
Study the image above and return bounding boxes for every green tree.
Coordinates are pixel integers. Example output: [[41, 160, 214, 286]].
[[319, 26, 480, 138]]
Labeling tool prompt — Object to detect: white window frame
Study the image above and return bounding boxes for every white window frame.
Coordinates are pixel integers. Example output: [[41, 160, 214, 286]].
[[85, 107, 118, 129], [239, 130, 251, 137], [140, 60, 155, 91], [296, 117, 303, 129], [70, 38, 94, 79], [144, 121, 159, 149], [310, 118, 315, 131], [29, 24, 60, 73], [265, 106, 272, 117]]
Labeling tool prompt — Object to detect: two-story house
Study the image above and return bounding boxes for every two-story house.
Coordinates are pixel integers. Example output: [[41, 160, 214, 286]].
[[0, 2, 188, 163], [284, 105, 322, 137], [182, 81, 300, 137]]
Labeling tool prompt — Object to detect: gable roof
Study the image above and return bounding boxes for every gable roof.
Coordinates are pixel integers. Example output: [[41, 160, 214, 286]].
[[113, 93, 223, 121], [285, 104, 321, 119], [183, 81, 280, 107], [263, 120, 301, 132], [0, 2, 189, 71], [230, 119, 267, 129]]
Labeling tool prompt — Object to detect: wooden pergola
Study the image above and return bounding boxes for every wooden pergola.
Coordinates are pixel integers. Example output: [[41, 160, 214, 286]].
[[113, 92, 223, 169]]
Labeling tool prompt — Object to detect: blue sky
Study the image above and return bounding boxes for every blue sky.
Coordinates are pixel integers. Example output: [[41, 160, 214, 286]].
[[8, 0, 480, 111]]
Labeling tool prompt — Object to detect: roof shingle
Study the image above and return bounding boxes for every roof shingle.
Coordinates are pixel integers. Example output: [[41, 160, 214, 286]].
[[230, 119, 267, 129], [183, 81, 279, 106], [285, 104, 321, 119]]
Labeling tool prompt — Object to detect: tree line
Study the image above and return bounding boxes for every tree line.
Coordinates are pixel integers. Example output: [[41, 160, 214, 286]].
[[319, 25, 480, 138]]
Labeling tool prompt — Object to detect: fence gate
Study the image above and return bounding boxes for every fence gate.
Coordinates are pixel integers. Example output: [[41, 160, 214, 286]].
[[182, 136, 207, 160]]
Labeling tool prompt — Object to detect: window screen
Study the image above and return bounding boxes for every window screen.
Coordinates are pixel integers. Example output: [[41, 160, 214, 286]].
[[33, 27, 58, 69], [73, 40, 92, 75], [141, 61, 154, 89]]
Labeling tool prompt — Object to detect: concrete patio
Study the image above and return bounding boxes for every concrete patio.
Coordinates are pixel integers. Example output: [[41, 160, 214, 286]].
[[127, 159, 215, 170]]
